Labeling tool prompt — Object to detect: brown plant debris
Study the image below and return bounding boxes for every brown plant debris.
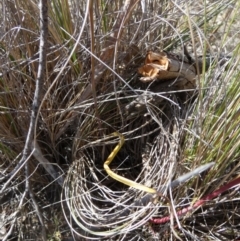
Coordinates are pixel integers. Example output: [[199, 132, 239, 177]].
[[138, 50, 205, 88]]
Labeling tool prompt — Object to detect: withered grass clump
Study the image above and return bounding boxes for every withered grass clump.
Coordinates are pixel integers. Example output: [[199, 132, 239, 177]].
[[0, 0, 239, 240]]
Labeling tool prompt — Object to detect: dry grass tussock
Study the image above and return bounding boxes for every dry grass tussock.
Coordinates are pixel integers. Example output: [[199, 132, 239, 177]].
[[0, 0, 240, 240]]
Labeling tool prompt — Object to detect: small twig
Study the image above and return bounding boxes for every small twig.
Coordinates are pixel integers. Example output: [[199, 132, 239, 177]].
[[1, 0, 48, 184], [20, 0, 48, 240]]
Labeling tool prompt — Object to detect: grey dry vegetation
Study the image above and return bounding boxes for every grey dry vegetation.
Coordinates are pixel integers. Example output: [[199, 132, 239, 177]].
[[0, 0, 240, 240]]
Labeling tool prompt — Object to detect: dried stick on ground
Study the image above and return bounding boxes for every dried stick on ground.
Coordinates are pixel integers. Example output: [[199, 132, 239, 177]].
[[1, 1, 48, 240], [23, 0, 48, 166], [23, 1, 48, 240]]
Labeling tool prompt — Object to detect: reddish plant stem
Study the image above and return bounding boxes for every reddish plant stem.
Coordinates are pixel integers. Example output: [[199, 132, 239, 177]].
[[150, 176, 240, 224]]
